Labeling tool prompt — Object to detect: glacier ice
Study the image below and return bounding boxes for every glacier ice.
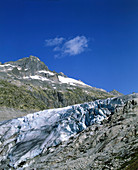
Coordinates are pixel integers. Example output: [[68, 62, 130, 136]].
[[0, 96, 129, 168]]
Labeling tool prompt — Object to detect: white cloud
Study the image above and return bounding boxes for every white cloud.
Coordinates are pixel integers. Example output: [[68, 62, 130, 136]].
[[45, 37, 65, 46], [62, 36, 88, 56], [45, 36, 88, 58]]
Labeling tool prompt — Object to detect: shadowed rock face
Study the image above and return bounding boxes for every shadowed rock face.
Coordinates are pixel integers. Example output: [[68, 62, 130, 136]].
[[0, 94, 137, 169]]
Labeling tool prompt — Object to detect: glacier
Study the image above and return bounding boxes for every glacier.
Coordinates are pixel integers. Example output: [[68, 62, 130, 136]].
[[0, 94, 135, 168]]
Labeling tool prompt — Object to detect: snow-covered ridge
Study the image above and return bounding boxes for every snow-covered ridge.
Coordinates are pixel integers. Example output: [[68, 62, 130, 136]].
[[0, 57, 111, 97], [0, 63, 22, 72], [0, 95, 128, 168], [0, 63, 92, 88], [0, 63, 12, 67], [58, 75, 89, 86], [23, 75, 53, 82], [37, 70, 55, 76]]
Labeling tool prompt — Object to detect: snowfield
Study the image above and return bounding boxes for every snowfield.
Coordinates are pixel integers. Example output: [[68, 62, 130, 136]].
[[58, 75, 89, 86]]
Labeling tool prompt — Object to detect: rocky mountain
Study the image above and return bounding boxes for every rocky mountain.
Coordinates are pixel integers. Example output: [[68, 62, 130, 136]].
[[0, 56, 116, 121], [0, 93, 137, 169], [110, 89, 123, 96]]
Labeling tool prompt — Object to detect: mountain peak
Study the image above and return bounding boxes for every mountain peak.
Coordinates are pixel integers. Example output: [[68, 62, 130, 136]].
[[9, 56, 49, 74], [110, 89, 123, 96], [29, 55, 39, 59], [28, 55, 41, 61], [17, 55, 42, 64]]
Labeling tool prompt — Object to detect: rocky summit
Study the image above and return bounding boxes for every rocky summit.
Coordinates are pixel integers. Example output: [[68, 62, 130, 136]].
[[0, 93, 138, 169], [0, 56, 115, 121]]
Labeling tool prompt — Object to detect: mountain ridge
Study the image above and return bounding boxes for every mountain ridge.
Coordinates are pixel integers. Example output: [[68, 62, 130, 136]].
[[0, 55, 119, 93], [0, 56, 119, 121], [110, 89, 123, 96]]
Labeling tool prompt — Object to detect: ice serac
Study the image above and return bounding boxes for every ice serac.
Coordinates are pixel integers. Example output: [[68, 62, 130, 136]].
[[0, 93, 137, 168]]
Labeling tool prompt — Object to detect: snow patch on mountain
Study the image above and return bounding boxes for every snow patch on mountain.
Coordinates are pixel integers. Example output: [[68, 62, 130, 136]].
[[23, 75, 53, 82], [58, 75, 89, 86], [0, 64, 12, 67], [0, 63, 22, 72], [38, 70, 55, 76]]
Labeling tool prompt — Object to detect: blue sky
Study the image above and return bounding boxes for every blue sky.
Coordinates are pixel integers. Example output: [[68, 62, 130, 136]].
[[0, 0, 138, 94]]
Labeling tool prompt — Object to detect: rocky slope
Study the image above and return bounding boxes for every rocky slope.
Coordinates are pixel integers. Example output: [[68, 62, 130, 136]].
[[0, 56, 115, 121], [0, 93, 137, 169]]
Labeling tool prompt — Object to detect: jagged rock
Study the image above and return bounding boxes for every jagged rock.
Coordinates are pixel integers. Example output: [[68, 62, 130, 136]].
[[110, 89, 123, 96], [58, 72, 67, 77]]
